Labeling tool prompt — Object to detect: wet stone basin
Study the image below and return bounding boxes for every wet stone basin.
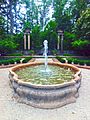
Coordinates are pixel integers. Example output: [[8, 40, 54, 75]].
[[15, 64, 75, 85], [9, 62, 81, 109]]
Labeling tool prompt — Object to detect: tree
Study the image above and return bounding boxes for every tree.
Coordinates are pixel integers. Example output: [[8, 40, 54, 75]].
[[72, 39, 89, 50], [0, 0, 19, 34], [0, 16, 6, 39], [39, 0, 52, 29], [53, 0, 71, 31], [75, 8, 90, 40], [0, 36, 18, 54], [64, 32, 76, 50], [44, 20, 58, 49], [13, 33, 23, 50], [71, 39, 90, 55], [31, 25, 41, 50]]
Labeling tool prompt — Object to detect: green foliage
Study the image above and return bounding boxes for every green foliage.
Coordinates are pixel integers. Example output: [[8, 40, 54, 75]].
[[53, 0, 74, 31], [22, 57, 32, 63], [52, 50, 58, 55], [13, 33, 23, 50], [67, 57, 90, 65], [56, 56, 66, 63], [0, 56, 33, 65], [75, 8, 90, 39], [28, 50, 35, 55], [0, 0, 89, 55], [8, 53, 23, 56], [72, 39, 89, 50], [0, 36, 18, 54], [0, 58, 21, 65], [0, 16, 6, 39], [23, 22, 31, 31], [72, 8, 90, 55], [64, 32, 76, 40], [31, 25, 41, 50], [44, 20, 58, 32], [63, 53, 73, 56], [64, 32, 76, 50], [44, 20, 58, 49], [56, 56, 90, 66]]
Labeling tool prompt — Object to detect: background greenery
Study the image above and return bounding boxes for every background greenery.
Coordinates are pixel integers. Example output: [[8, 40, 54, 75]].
[[0, 0, 90, 55]]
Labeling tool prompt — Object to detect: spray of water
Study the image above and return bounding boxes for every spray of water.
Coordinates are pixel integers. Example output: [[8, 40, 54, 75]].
[[43, 40, 48, 71]]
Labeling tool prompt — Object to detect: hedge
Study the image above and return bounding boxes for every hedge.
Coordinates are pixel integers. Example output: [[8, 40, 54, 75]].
[[22, 57, 32, 63], [0, 58, 21, 65], [56, 56, 90, 66], [0, 56, 32, 65]]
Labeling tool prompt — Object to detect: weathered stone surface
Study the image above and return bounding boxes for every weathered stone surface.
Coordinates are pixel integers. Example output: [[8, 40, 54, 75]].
[[9, 61, 81, 109]]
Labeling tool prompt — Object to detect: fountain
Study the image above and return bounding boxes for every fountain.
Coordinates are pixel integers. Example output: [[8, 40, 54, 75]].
[[43, 40, 48, 71], [9, 40, 81, 109]]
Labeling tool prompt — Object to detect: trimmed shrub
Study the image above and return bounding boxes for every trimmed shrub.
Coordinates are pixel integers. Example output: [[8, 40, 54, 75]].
[[0, 58, 21, 65], [28, 50, 35, 55], [63, 53, 73, 56], [56, 56, 65, 63], [8, 53, 23, 56], [56, 56, 90, 66], [22, 57, 32, 63]]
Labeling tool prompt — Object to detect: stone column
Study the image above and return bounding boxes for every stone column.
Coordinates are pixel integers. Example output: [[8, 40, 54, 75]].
[[61, 34, 64, 52], [28, 33, 30, 50], [57, 35, 60, 50], [24, 33, 26, 50]]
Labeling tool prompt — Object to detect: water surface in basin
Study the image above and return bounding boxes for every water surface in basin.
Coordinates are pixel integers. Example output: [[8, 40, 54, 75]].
[[15, 65, 74, 85]]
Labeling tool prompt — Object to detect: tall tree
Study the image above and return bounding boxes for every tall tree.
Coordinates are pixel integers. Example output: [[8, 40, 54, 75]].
[[0, 16, 6, 39], [70, 0, 88, 23], [53, 0, 71, 31], [39, 0, 52, 29], [75, 8, 90, 40]]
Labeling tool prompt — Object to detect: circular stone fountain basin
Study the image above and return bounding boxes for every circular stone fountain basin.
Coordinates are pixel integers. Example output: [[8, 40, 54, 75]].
[[9, 62, 81, 109]]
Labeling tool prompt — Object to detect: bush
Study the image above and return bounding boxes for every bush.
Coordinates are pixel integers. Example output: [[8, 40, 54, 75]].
[[0, 58, 21, 65], [64, 32, 76, 50], [28, 50, 35, 55], [63, 53, 73, 56], [8, 53, 23, 56], [0, 36, 18, 54], [66, 58, 74, 64], [22, 57, 32, 63], [56, 56, 65, 63], [56, 56, 90, 66], [72, 39, 89, 50], [13, 33, 23, 50], [67, 57, 90, 65], [52, 50, 58, 55]]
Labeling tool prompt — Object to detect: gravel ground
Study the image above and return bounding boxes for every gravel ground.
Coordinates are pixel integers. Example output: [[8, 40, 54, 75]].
[[0, 68, 90, 120]]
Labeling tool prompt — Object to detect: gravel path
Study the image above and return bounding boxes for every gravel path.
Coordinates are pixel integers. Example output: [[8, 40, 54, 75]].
[[0, 68, 90, 120]]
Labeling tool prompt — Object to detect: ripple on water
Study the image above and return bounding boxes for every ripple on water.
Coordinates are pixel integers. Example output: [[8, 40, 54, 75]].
[[15, 65, 74, 85]]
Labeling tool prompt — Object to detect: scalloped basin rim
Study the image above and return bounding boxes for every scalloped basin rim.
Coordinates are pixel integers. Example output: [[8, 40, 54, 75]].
[[9, 61, 81, 88]]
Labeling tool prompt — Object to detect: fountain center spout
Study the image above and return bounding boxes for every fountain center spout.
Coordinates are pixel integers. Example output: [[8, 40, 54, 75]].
[[43, 40, 48, 71]]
